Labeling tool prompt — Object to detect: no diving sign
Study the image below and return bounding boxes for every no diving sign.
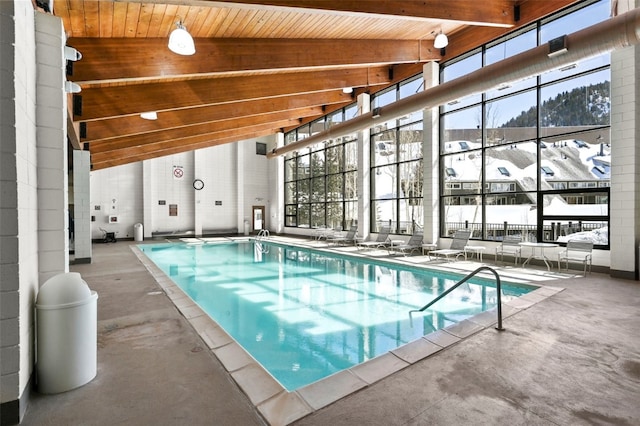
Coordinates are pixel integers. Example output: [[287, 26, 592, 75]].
[[173, 166, 184, 179]]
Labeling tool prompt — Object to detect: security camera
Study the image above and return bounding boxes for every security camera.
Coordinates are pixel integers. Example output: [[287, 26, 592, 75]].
[[64, 46, 82, 61]]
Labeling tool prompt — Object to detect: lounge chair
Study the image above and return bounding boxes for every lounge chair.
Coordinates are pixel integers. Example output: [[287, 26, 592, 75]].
[[429, 229, 472, 261], [495, 235, 522, 265], [558, 240, 593, 275], [390, 231, 423, 256], [358, 227, 391, 250], [327, 225, 360, 245]]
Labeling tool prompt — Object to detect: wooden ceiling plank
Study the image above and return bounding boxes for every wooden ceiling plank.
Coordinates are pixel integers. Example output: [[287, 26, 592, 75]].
[[135, 2, 155, 37], [67, 0, 86, 38], [123, 2, 141, 38], [206, 9, 230, 37], [77, 67, 388, 121], [97, 0, 114, 37], [158, 4, 179, 37], [145, 3, 167, 37], [68, 38, 434, 83], [85, 91, 352, 141], [111, 1, 128, 37], [202, 0, 515, 27], [82, 0, 100, 37]]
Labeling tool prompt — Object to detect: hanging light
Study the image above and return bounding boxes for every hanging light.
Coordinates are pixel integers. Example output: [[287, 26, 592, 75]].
[[434, 31, 449, 49], [168, 21, 195, 55], [140, 111, 158, 120]]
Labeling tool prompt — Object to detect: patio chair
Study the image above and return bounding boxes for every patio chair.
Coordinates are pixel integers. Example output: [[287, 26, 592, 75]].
[[390, 231, 424, 256], [358, 226, 391, 250], [429, 229, 472, 261], [495, 235, 522, 265], [558, 240, 593, 275], [327, 225, 360, 245]]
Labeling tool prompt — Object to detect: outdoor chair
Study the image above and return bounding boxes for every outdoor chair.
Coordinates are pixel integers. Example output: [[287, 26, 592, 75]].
[[389, 231, 424, 256], [429, 229, 472, 261], [495, 235, 522, 265], [327, 225, 360, 245], [358, 227, 391, 250], [558, 240, 593, 275]]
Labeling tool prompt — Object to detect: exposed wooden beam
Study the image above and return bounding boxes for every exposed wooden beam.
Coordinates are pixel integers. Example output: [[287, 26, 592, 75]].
[[90, 127, 266, 170], [84, 91, 353, 141], [67, 38, 438, 84], [66, 95, 83, 150], [89, 107, 323, 154], [76, 67, 390, 121], [90, 122, 284, 168]]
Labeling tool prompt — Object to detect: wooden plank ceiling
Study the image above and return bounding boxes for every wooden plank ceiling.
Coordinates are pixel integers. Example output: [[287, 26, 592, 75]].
[[51, 0, 580, 170]]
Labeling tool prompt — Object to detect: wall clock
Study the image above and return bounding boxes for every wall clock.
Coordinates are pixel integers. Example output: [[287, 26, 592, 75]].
[[193, 179, 204, 190]]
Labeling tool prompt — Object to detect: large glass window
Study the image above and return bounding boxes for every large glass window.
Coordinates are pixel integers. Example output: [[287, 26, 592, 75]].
[[370, 76, 424, 234], [284, 106, 358, 230], [440, 0, 610, 247]]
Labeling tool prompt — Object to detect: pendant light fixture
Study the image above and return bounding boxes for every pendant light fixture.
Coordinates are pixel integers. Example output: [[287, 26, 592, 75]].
[[168, 20, 195, 55], [434, 31, 449, 49]]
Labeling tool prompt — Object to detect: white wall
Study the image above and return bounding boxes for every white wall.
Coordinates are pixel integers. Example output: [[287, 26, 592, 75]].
[[90, 162, 143, 239], [90, 137, 276, 239], [197, 143, 237, 232]]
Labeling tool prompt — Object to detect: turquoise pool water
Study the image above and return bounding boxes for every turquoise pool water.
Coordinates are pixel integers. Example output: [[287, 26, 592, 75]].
[[139, 240, 533, 391]]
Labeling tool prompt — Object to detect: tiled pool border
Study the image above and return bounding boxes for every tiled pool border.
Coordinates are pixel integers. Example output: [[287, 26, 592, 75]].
[[131, 239, 565, 426]]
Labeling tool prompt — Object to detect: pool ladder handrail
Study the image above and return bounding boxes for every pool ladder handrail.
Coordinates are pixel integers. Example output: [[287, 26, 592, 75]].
[[409, 266, 505, 331], [255, 229, 270, 253]]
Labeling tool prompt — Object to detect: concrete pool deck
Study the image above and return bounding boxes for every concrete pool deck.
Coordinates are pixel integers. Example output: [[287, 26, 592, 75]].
[[21, 238, 640, 426]]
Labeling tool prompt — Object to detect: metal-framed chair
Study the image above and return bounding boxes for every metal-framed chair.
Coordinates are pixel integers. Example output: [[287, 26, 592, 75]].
[[558, 240, 593, 275], [495, 235, 522, 265]]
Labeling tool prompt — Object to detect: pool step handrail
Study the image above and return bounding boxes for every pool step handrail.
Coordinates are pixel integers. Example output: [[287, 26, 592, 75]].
[[255, 229, 270, 253], [410, 266, 505, 331]]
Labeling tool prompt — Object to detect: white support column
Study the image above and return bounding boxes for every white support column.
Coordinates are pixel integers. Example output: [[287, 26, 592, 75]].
[[72, 150, 91, 262], [36, 12, 68, 282], [193, 150, 203, 236], [610, 0, 640, 279], [271, 132, 285, 234], [142, 160, 154, 238], [423, 62, 440, 246], [236, 143, 247, 235], [357, 93, 371, 237]]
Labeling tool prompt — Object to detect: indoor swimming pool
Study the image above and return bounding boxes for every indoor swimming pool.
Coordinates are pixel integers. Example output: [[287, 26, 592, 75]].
[[138, 240, 535, 391]]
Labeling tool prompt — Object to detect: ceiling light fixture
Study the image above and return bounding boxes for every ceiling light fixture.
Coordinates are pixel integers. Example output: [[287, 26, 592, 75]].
[[342, 87, 353, 94], [140, 111, 158, 120], [434, 31, 449, 49], [168, 20, 195, 55]]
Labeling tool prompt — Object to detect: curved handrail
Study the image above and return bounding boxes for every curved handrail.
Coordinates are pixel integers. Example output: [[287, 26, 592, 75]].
[[255, 229, 270, 253], [409, 266, 505, 331]]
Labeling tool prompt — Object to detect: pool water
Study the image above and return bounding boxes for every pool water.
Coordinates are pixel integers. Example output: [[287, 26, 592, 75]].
[[139, 241, 533, 391]]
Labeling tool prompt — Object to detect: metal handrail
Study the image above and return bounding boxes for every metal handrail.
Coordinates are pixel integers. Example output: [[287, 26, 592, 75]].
[[255, 229, 270, 253], [409, 266, 505, 331]]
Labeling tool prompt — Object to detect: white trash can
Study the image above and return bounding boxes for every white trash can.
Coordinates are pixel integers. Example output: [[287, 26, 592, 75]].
[[36, 272, 98, 394], [134, 222, 143, 242]]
